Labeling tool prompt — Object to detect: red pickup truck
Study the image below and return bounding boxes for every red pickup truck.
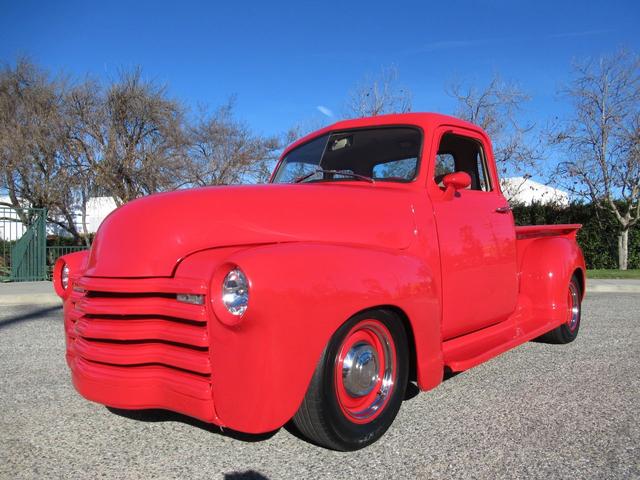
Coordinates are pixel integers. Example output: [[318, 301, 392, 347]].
[[54, 113, 585, 450]]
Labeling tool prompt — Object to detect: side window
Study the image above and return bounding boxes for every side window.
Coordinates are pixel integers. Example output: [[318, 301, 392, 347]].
[[435, 154, 455, 178], [372, 157, 417, 180], [434, 133, 492, 192]]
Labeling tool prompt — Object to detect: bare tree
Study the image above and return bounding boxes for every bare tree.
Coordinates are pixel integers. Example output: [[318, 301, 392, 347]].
[[345, 66, 412, 117], [1, 60, 285, 243], [551, 50, 640, 270], [64, 69, 190, 206], [62, 78, 103, 242], [187, 100, 279, 185], [102, 69, 189, 203], [448, 75, 540, 178], [0, 58, 84, 240]]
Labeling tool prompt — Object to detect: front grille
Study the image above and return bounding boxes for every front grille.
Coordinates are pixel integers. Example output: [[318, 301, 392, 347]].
[[66, 276, 211, 381]]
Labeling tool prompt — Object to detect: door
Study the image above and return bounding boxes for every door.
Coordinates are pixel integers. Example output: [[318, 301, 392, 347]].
[[428, 127, 518, 340]]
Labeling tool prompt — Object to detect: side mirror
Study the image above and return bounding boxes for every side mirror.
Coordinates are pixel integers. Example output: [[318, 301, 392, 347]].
[[442, 171, 471, 200]]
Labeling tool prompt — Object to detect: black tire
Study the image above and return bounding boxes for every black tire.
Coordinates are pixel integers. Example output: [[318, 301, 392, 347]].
[[537, 274, 582, 344], [293, 309, 409, 451]]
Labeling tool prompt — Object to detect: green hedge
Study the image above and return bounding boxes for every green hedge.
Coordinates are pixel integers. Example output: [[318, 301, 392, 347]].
[[46, 234, 94, 247], [511, 202, 639, 269]]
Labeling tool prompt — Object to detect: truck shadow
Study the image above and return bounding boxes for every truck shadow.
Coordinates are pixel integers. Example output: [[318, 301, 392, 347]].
[[443, 367, 461, 381], [109, 381, 425, 445], [404, 381, 420, 400], [0, 305, 61, 331], [106, 407, 279, 442], [224, 471, 269, 480]]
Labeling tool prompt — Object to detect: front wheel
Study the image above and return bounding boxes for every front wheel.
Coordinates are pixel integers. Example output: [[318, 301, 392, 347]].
[[293, 310, 409, 451], [538, 274, 582, 344]]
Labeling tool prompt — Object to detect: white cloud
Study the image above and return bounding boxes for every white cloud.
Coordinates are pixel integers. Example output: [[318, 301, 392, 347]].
[[548, 29, 611, 39], [420, 40, 475, 51], [316, 105, 334, 117]]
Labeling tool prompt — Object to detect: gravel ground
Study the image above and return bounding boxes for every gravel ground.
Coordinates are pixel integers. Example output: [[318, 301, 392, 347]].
[[0, 293, 638, 480]]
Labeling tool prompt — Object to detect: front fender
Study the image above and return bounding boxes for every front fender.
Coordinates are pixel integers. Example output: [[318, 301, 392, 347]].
[[53, 250, 90, 299], [176, 242, 441, 433]]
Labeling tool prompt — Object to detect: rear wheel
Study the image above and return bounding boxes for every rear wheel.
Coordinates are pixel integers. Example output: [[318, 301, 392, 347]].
[[293, 310, 409, 451], [538, 274, 582, 344]]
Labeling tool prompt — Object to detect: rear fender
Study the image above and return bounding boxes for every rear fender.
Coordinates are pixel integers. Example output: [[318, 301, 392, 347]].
[[519, 237, 586, 325], [177, 242, 441, 433]]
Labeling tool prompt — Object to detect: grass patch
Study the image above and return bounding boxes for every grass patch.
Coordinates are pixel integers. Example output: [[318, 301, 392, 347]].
[[587, 269, 640, 279]]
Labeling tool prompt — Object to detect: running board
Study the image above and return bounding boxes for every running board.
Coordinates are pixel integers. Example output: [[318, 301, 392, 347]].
[[442, 295, 563, 372]]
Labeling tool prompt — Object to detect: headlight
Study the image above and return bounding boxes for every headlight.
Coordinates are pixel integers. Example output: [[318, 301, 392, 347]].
[[61, 263, 70, 290], [222, 268, 249, 315]]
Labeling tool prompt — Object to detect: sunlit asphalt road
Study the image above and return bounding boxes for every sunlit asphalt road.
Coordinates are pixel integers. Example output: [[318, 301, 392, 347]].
[[1, 293, 638, 480]]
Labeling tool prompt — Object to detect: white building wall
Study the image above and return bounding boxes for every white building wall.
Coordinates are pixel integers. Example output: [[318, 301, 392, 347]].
[[0, 196, 26, 241], [1, 195, 119, 240], [83, 196, 118, 233], [500, 177, 569, 206]]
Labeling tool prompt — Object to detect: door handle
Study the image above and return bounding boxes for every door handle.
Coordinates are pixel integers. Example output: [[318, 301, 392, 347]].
[[495, 206, 511, 214]]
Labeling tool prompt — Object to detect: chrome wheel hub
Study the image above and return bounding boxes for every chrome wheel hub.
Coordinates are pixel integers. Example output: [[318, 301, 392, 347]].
[[342, 342, 380, 397]]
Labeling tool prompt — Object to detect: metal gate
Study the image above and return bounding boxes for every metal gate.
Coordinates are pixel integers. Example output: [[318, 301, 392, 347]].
[[0, 207, 47, 282]]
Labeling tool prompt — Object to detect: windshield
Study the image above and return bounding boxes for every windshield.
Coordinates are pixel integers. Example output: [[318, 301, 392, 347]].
[[272, 127, 422, 184]]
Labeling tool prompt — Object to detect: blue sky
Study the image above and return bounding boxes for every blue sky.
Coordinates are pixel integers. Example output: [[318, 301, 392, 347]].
[[1, 0, 639, 137]]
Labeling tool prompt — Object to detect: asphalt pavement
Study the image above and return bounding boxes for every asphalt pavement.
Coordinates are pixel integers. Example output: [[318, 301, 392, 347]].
[[0, 293, 638, 479]]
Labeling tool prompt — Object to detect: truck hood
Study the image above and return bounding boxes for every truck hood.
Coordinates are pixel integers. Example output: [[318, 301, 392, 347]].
[[85, 183, 416, 278]]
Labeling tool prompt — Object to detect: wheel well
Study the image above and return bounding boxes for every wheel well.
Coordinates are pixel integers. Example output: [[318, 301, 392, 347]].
[[573, 268, 585, 297], [360, 305, 417, 383]]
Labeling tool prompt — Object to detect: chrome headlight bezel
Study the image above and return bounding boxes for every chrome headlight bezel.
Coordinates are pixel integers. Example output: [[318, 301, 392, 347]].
[[61, 263, 70, 290], [221, 267, 249, 316]]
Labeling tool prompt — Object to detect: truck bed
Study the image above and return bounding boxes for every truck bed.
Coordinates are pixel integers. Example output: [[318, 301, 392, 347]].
[[515, 223, 582, 279], [515, 224, 582, 240]]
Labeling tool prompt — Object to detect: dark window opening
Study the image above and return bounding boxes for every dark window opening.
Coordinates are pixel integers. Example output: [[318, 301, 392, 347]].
[[434, 133, 491, 192], [272, 127, 422, 184]]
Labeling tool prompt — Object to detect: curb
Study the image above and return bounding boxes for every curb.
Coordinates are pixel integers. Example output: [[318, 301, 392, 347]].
[[587, 285, 640, 293], [0, 294, 61, 306]]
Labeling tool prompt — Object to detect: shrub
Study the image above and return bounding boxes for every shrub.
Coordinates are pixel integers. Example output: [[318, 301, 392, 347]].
[[511, 202, 639, 269]]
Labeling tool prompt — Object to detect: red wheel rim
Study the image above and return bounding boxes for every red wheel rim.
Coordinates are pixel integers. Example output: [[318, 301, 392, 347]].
[[567, 282, 580, 332], [334, 319, 397, 424]]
